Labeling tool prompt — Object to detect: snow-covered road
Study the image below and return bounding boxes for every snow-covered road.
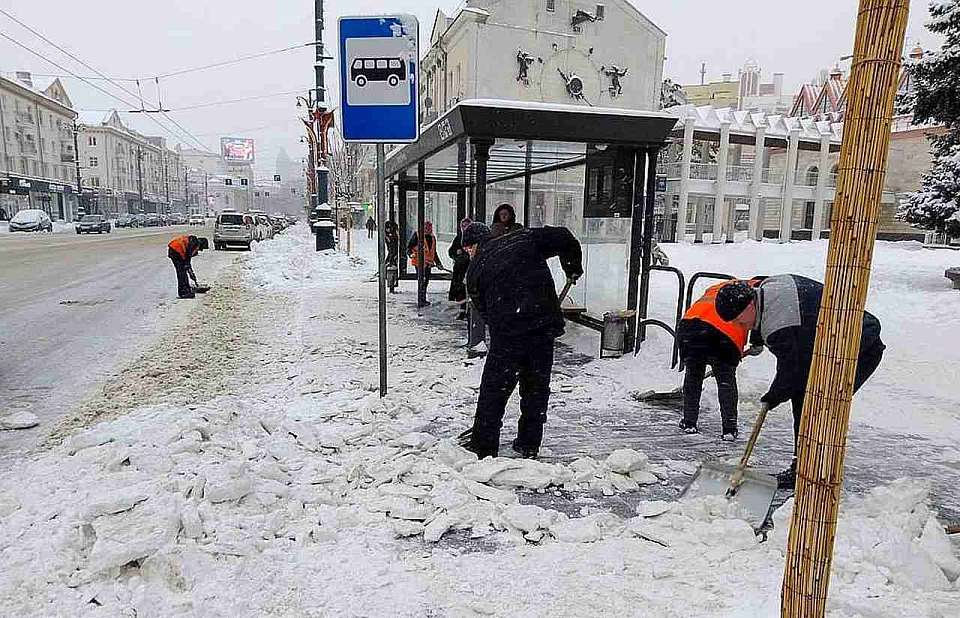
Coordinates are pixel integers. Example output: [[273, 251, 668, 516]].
[[0, 225, 238, 457], [0, 227, 957, 616]]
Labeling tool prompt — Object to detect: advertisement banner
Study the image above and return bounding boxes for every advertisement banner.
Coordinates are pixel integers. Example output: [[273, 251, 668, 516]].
[[220, 137, 255, 163]]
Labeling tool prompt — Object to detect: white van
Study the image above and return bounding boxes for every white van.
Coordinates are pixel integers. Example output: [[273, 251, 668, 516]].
[[213, 211, 255, 250]]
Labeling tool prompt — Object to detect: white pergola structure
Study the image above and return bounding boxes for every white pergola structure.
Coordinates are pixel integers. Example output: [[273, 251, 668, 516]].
[[662, 105, 845, 243]]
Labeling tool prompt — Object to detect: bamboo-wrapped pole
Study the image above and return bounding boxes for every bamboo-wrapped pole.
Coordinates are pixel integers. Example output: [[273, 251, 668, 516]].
[[781, 1, 908, 616]]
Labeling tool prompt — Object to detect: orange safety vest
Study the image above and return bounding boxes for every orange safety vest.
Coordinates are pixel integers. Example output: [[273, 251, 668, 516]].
[[168, 235, 190, 260], [683, 280, 755, 353], [409, 235, 437, 268]]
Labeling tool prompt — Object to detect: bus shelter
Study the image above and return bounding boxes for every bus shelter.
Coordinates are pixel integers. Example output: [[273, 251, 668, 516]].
[[384, 99, 676, 349]]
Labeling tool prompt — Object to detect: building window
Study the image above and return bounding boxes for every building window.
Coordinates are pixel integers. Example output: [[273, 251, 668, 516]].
[[89, 157, 99, 168], [546, 0, 555, 11], [88, 136, 97, 146], [596, 4, 605, 20]]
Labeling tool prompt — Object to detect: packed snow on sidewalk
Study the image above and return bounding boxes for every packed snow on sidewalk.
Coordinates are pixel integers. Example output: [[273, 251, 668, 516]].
[[0, 226, 957, 617]]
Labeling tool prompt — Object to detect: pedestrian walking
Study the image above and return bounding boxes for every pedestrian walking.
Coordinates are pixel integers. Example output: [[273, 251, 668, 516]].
[[677, 279, 764, 440], [167, 234, 209, 299], [490, 203, 523, 238], [459, 222, 583, 459], [407, 221, 444, 307], [715, 274, 885, 489], [366, 216, 376, 239], [385, 221, 400, 293], [448, 218, 473, 320]]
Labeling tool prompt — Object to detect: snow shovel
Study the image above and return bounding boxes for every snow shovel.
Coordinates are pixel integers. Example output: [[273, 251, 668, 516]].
[[191, 285, 211, 294], [632, 369, 715, 403], [678, 403, 778, 530]]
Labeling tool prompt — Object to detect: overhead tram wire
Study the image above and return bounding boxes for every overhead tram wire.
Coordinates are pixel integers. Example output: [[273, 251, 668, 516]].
[[0, 10, 209, 151], [0, 29, 202, 150], [155, 43, 316, 80]]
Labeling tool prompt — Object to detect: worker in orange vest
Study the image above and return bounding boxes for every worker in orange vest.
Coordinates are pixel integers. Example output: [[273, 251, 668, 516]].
[[407, 221, 444, 307], [168, 234, 209, 299], [677, 278, 764, 440]]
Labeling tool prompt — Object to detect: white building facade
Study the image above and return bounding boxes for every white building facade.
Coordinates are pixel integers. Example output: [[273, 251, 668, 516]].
[[77, 111, 185, 216], [0, 73, 80, 220], [419, 0, 665, 125]]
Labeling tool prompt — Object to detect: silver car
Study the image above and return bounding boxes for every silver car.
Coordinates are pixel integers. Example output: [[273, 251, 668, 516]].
[[213, 211, 254, 250]]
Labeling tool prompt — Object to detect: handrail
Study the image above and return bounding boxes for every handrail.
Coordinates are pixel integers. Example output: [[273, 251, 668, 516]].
[[635, 265, 685, 368]]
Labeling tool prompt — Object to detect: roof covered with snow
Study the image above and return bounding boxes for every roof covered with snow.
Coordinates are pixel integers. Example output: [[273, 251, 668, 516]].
[[665, 104, 842, 148]]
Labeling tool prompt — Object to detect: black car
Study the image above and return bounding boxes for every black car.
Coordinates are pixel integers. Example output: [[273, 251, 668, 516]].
[[76, 214, 111, 234], [143, 214, 162, 227], [116, 214, 139, 228]]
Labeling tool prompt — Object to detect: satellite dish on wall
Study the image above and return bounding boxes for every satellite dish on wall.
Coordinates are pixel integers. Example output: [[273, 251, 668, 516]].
[[424, 96, 434, 110]]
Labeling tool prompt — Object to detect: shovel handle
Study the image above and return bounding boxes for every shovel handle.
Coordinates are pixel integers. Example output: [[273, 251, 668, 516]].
[[558, 279, 574, 303], [727, 403, 770, 497]]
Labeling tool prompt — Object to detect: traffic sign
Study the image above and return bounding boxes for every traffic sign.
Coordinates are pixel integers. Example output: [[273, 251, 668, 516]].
[[338, 15, 419, 143]]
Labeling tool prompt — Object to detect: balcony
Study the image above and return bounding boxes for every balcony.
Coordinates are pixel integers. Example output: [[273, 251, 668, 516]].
[[725, 165, 754, 183], [689, 162, 717, 181], [14, 111, 34, 125]]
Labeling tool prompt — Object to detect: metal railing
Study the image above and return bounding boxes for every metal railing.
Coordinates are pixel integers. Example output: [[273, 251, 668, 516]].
[[726, 165, 754, 183], [689, 162, 717, 181], [762, 168, 784, 184], [661, 162, 682, 179]]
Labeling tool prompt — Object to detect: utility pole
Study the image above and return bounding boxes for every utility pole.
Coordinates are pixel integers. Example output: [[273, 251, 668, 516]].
[[136, 145, 145, 214], [72, 122, 83, 217], [700, 62, 707, 85], [314, 0, 329, 206], [184, 168, 190, 213]]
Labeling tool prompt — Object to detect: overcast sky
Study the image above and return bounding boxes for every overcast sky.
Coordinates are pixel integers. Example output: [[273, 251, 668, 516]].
[[0, 0, 942, 175]]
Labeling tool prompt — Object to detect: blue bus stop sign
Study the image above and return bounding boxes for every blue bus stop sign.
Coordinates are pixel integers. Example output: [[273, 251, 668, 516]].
[[338, 15, 419, 143]]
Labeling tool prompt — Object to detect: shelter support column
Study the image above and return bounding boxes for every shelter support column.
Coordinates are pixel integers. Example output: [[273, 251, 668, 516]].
[[713, 120, 731, 243], [779, 128, 800, 242], [811, 132, 832, 240], [416, 161, 426, 309], [626, 147, 655, 350], [677, 116, 695, 242], [472, 139, 493, 224], [749, 126, 766, 240], [398, 173, 408, 277]]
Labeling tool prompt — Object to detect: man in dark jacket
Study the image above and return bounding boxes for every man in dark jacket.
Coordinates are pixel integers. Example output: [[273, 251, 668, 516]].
[[460, 222, 583, 459], [384, 221, 400, 294], [448, 217, 473, 320], [365, 216, 376, 239], [715, 275, 885, 489], [168, 235, 209, 299], [491, 203, 523, 238]]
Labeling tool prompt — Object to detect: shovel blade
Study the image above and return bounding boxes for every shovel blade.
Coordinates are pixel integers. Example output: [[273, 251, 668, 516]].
[[631, 388, 683, 402], [679, 460, 778, 530]]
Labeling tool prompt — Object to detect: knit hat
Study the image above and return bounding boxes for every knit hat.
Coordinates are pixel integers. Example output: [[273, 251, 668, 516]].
[[715, 281, 756, 321], [461, 222, 491, 248]]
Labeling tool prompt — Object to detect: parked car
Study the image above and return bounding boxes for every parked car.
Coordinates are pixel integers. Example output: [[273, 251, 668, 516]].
[[188, 214, 206, 226], [214, 211, 255, 250], [255, 215, 275, 240], [8, 209, 53, 232], [115, 214, 138, 228], [168, 212, 186, 225], [143, 214, 161, 227], [76, 214, 111, 234]]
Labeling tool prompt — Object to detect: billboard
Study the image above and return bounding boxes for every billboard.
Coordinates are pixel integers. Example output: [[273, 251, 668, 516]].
[[220, 137, 255, 163]]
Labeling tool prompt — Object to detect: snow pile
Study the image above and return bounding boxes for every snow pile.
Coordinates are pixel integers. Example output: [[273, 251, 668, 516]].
[[244, 227, 369, 292]]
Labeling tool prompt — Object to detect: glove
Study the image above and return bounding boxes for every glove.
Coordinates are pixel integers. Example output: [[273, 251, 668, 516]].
[[745, 344, 764, 357], [567, 271, 582, 284]]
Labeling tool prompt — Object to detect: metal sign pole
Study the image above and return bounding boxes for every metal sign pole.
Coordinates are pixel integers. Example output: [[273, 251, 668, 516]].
[[376, 144, 388, 397]]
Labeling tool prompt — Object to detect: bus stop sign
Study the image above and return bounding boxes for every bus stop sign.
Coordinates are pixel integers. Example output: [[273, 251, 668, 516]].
[[338, 15, 419, 143]]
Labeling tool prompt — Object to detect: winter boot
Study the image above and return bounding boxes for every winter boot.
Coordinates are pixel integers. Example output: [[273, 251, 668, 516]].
[[777, 460, 797, 490], [511, 438, 538, 459], [678, 419, 699, 434]]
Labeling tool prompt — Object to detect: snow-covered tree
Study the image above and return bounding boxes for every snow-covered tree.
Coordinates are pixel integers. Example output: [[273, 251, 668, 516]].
[[899, 149, 960, 236], [898, 1, 960, 237]]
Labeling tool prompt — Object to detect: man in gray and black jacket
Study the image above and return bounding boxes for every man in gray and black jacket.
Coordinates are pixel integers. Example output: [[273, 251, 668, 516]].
[[715, 274, 885, 489]]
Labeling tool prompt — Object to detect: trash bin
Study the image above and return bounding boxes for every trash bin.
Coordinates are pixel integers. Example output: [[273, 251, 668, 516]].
[[600, 310, 636, 358], [314, 220, 336, 251]]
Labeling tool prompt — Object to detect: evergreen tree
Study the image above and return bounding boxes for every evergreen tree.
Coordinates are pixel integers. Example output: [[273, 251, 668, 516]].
[[898, 1, 960, 237]]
